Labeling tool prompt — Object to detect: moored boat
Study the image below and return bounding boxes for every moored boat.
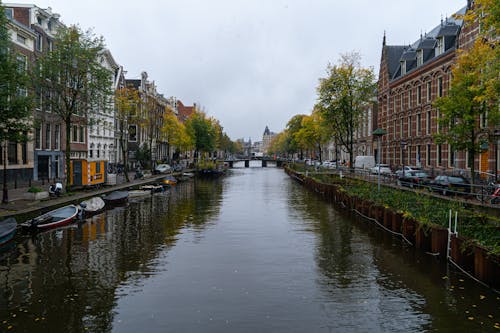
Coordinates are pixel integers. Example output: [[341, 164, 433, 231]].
[[0, 217, 17, 245], [128, 189, 152, 198], [21, 205, 79, 231], [102, 191, 129, 205], [140, 184, 164, 193], [78, 197, 105, 217], [161, 175, 178, 186]]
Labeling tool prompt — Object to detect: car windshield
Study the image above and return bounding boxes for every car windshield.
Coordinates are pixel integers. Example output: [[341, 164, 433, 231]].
[[414, 172, 428, 177], [449, 176, 466, 183]]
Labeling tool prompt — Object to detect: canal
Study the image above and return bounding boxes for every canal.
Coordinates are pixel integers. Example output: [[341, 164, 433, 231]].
[[0, 164, 499, 332]]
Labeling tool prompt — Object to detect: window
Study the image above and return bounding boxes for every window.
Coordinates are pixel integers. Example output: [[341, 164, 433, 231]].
[[417, 145, 421, 165], [47, 39, 53, 51], [36, 33, 43, 51], [408, 116, 412, 137], [79, 126, 85, 143], [35, 126, 41, 149], [426, 111, 431, 135], [438, 77, 443, 97], [22, 141, 27, 164], [417, 86, 422, 105], [45, 124, 51, 150], [89, 149, 93, 158], [5, 8, 13, 20], [448, 145, 455, 168], [401, 61, 406, 75], [427, 82, 431, 102], [96, 162, 101, 173], [436, 109, 441, 133], [16, 34, 26, 45], [436, 37, 445, 56], [393, 120, 396, 139], [54, 125, 60, 150], [417, 114, 421, 134], [437, 144, 442, 166], [407, 146, 412, 165], [417, 50, 423, 67], [72, 125, 78, 142], [400, 93, 404, 111], [400, 118, 404, 138], [16, 55, 27, 74], [480, 112, 488, 128], [426, 144, 431, 166], [8, 142, 17, 164], [129, 125, 137, 142], [408, 90, 411, 109]]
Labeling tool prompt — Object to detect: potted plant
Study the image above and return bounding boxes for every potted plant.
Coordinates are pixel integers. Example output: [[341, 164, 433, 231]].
[[23, 186, 49, 201]]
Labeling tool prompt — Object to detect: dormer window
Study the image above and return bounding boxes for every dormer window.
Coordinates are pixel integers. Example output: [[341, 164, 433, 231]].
[[401, 61, 406, 75], [435, 37, 445, 56], [417, 50, 423, 67]]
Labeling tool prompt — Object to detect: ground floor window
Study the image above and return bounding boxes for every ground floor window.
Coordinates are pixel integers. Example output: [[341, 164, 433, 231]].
[[8, 142, 17, 164]]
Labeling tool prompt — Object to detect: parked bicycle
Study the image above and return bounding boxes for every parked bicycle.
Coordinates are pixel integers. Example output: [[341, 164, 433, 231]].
[[475, 181, 500, 204]]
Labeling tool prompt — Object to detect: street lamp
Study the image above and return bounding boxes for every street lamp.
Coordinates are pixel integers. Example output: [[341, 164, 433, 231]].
[[373, 128, 387, 192]]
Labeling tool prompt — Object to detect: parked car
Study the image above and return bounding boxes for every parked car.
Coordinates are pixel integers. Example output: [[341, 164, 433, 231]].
[[397, 171, 431, 188], [322, 161, 336, 169], [154, 164, 172, 174], [370, 164, 392, 175], [395, 166, 423, 177], [354, 156, 375, 169], [426, 175, 470, 196]]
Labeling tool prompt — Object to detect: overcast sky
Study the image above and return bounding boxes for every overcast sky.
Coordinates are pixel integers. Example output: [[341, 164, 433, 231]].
[[12, 0, 464, 141]]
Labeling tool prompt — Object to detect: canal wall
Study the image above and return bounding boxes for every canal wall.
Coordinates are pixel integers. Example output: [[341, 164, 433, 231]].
[[284, 167, 500, 291]]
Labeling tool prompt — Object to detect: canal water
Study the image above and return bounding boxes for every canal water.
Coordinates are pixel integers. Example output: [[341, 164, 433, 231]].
[[0, 164, 499, 332]]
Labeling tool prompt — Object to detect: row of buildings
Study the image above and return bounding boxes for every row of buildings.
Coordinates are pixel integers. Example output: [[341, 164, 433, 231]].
[[328, 2, 498, 178], [2, 3, 198, 184]]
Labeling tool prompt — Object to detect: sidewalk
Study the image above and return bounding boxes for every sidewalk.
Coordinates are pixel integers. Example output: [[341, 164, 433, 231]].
[[0, 171, 183, 219]]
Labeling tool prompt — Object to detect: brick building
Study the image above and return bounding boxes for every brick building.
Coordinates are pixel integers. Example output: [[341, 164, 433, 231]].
[[378, 2, 498, 178]]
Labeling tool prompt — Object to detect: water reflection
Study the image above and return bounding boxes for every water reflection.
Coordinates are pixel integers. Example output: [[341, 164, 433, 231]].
[[0, 169, 498, 333], [0, 179, 223, 333]]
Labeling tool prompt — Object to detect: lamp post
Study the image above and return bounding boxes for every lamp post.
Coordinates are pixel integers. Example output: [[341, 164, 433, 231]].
[[373, 128, 387, 192]]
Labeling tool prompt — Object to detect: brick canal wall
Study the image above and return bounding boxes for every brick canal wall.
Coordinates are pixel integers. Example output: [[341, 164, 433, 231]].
[[284, 167, 500, 291]]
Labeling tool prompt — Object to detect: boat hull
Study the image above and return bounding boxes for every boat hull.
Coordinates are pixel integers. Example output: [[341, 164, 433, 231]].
[[0, 218, 17, 245], [21, 205, 79, 231]]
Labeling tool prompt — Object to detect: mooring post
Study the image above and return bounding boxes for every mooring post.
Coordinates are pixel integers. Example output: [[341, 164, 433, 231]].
[[245, 160, 249, 168], [262, 160, 267, 167]]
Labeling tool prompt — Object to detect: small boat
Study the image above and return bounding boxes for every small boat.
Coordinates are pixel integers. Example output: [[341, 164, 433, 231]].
[[140, 184, 164, 193], [102, 191, 129, 205], [21, 205, 79, 230], [128, 189, 152, 198], [0, 217, 17, 245], [161, 175, 178, 186], [182, 172, 195, 178], [78, 197, 105, 217]]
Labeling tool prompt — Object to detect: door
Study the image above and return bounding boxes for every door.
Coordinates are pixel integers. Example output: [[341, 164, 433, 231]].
[[38, 156, 49, 180], [73, 160, 82, 186]]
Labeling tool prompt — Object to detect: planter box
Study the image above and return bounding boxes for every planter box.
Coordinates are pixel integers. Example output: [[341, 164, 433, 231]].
[[23, 191, 49, 201]]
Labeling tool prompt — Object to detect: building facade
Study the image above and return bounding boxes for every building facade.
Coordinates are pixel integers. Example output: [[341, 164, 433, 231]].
[[5, 3, 66, 181], [378, 5, 478, 173]]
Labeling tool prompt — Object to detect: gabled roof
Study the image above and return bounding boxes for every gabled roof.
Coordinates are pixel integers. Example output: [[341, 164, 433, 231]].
[[387, 5, 466, 81]]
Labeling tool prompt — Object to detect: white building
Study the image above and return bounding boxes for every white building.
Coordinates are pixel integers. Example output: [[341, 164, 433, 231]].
[[88, 49, 121, 166]]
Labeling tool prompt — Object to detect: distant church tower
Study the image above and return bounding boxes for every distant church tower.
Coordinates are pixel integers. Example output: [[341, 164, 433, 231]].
[[262, 126, 276, 154]]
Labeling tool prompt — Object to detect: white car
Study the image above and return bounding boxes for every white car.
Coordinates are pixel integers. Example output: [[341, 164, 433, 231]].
[[370, 164, 392, 175], [395, 166, 422, 177], [154, 164, 172, 174]]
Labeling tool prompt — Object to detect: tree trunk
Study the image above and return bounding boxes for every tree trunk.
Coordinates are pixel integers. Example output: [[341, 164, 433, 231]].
[[65, 118, 72, 192], [2, 141, 8, 204]]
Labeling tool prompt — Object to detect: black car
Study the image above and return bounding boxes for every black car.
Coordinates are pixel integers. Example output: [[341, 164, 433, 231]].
[[426, 175, 471, 196], [397, 171, 431, 188]]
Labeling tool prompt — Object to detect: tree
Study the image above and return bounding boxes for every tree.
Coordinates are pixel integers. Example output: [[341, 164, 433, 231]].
[[0, 2, 33, 203], [33, 26, 112, 191], [286, 114, 307, 159], [142, 93, 163, 172], [268, 131, 291, 158], [185, 110, 216, 161], [115, 87, 141, 182], [161, 106, 187, 162], [316, 52, 376, 171], [295, 109, 330, 163], [434, 1, 499, 184]]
